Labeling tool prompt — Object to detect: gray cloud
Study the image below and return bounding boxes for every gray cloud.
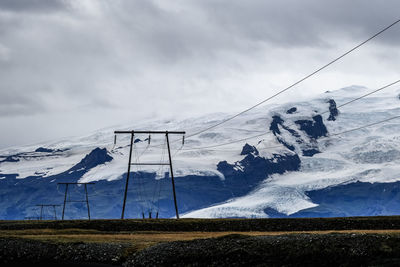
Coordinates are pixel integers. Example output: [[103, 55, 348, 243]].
[[0, 0, 66, 13], [198, 0, 400, 47], [0, 0, 399, 148]]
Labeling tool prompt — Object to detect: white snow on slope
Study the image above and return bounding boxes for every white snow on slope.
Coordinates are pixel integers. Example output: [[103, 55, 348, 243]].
[[1, 85, 400, 218], [183, 86, 400, 218]]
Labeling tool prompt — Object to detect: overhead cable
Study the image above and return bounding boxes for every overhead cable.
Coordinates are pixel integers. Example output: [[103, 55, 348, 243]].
[[181, 78, 400, 151], [185, 18, 400, 139]]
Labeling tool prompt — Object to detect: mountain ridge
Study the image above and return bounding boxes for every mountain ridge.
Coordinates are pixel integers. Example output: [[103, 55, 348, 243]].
[[1, 85, 400, 219]]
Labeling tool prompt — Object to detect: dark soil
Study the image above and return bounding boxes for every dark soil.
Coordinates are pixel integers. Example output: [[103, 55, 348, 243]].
[[2, 233, 400, 266], [2, 216, 400, 232], [2, 217, 400, 266], [127, 233, 400, 266], [0, 237, 130, 266]]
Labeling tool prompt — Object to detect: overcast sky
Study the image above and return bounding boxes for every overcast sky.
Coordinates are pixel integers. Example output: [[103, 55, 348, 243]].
[[0, 0, 399, 149]]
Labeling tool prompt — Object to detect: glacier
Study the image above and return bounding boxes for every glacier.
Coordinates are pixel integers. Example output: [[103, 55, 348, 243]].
[[1, 85, 400, 219]]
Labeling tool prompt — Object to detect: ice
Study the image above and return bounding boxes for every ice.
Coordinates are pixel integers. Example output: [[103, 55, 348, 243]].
[[2, 85, 400, 217]]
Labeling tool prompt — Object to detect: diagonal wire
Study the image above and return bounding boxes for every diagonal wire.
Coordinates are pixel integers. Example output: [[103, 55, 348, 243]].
[[176, 115, 400, 155], [185, 18, 400, 139], [328, 115, 400, 137], [321, 79, 400, 115], [151, 138, 167, 212], [180, 79, 400, 151]]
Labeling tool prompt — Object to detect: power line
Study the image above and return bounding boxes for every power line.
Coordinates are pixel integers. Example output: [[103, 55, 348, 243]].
[[182, 132, 268, 151], [328, 115, 400, 137], [261, 114, 400, 149], [182, 115, 400, 154], [321, 79, 400, 114], [185, 18, 400, 139], [181, 78, 400, 151]]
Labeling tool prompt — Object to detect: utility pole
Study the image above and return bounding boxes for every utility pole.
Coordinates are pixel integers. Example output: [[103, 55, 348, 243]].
[[35, 204, 61, 220], [166, 132, 179, 219], [121, 132, 134, 219], [84, 183, 91, 220], [58, 182, 95, 220], [114, 130, 185, 219], [62, 183, 69, 220]]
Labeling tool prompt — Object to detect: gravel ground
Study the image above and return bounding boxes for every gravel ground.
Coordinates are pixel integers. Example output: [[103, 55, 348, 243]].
[[2, 216, 400, 232], [126, 233, 400, 266], [2, 233, 400, 266], [0, 238, 130, 266]]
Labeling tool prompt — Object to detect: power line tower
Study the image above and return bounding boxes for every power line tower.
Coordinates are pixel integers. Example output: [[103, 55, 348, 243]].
[[35, 204, 61, 220], [57, 182, 95, 220], [114, 130, 185, 219]]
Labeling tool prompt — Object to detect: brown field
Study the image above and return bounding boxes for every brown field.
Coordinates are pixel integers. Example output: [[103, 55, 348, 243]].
[[2, 218, 400, 265], [2, 228, 400, 251]]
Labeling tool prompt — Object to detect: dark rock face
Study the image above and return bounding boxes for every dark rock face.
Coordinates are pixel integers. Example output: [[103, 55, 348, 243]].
[[34, 147, 66, 153], [270, 115, 284, 135], [295, 115, 327, 139], [327, 99, 339, 121], [292, 181, 400, 218], [65, 148, 112, 174], [217, 146, 301, 193], [302, 148, 320, 157], [270, 114, 326, 156], [35, 147, 54, 153], [240, 143, 259, 156], [0, 156, 19, 163], [1, 148, 68, 164], [286, 107, 297, 114], [269, 115, 297, 151], [51, 147, 113, 182]]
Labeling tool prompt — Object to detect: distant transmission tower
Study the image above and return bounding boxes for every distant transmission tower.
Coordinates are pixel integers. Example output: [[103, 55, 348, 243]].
[[57, 182, 95, 220], [35, 204, 61, 220], [114, 130, 185, 219]]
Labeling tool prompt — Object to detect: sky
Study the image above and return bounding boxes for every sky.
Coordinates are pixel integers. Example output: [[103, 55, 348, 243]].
[[0, 0, 399, 149]]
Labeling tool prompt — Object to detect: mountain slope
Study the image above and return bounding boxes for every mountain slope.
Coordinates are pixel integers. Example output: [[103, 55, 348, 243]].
[[1, 85, 400, 219]]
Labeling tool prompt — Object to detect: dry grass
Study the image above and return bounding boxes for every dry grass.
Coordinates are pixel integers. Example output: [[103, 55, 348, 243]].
[[2, 229, 400, 248], [2, 229, 400, 252]]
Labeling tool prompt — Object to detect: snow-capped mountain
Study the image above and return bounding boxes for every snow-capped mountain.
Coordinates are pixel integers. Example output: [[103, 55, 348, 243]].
[[1, 85, 400, 220]]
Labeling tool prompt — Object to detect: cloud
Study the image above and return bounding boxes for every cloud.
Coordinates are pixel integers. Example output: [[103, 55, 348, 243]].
[[0, 0, 399, 148], [0, 0, 66, 13]]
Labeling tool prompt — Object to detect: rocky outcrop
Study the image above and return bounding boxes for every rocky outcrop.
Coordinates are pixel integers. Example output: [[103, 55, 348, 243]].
[[0, 156, 19, 163], [240, 144, 259, 156], [295, 115, 327, 139], [35, 147, 54, 153], [53, 147, 113, 181], [217, 145, 301, 192], [286, 107, 297, 114], [270, 114, 327, 156], [327, 99, 339, 121]]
